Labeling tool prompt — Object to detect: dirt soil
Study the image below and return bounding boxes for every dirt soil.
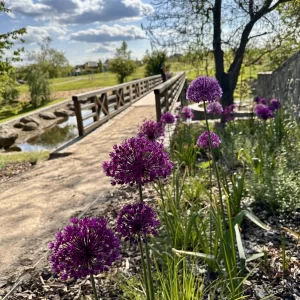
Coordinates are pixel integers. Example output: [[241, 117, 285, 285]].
[[0, 99, 156, 280]]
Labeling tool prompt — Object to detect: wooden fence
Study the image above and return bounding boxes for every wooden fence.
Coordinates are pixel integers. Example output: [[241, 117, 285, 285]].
[[154, 72, 187, 121], [72, 75, 162, 136]]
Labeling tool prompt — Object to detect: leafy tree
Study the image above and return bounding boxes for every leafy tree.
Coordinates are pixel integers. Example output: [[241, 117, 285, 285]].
[[144, 50, 168, 76], [145, 0, 297, 105], [26, 66, 51, 108], [0, 1, 26, 94], [98, 60, 103, 73], [26, 37, 70, 78], [109, 41, 137, 83]]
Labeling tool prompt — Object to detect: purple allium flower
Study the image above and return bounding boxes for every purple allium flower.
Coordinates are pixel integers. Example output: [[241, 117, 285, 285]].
[[206, 102, 223, 115], [182, 106, 194, 120], [117, 203, 160, 242], [160, 112, 175, 124], [49, 217, 120, 280], [253, 96, 260, 104], [186, 76, 223, 103], [222, 105, 235, 122], [138, 120, 164, 141], [254, 104, 273, 120], [197, 131, 221, 149], [102, 136, 173, 186], [259, 98, 267, 105], [269, 99, 281, 111]]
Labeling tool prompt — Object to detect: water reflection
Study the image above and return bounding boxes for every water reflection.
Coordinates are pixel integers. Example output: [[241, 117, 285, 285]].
[[17, 109, 101, 152]]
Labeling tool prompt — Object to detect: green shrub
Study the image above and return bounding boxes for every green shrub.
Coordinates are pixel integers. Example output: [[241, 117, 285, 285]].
[[26, 66, 51, 108], [144, 51, 168, 77], [0, 80, 20, 105]]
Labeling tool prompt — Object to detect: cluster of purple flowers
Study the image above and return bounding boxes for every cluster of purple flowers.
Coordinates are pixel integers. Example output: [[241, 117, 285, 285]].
[[222, 104, 236, 122], [253, 97, 281, 120], [206, 102, 223, 115], [182, 106, 194, 120], [49, 217, 120, 280], [254, 104, 273, 120], [102, 136, 173, 186], [160, 112, 175, 124], [197, 131, 221, 149], [117, 203, 160, 242], [187, 76, 223, 103], [138, 120, 165, 141]]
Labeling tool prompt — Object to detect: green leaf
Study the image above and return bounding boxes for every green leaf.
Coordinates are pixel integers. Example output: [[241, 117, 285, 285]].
[[172, 248, 217, 262], [235, 224, 246, 261], [243, 210, 271, 231], [246, 252, 264, 262]]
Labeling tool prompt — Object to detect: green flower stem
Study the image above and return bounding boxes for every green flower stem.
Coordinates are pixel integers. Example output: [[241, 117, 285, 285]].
[[145, 239, 155, 300], [138, 183, 143, 203], [90, 274, 99, 300], [203, 101, 226, 228], [139, 239, 151, 300]]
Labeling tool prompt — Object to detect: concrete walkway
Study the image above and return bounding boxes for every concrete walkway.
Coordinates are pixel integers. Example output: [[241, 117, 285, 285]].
[[0, 92, 157, 279]]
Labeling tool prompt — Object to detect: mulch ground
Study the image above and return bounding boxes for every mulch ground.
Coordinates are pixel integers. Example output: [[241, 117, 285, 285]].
[[0, 162, 35, 183]]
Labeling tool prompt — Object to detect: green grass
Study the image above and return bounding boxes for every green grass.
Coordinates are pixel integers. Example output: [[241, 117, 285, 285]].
[[0, 97, 67, 124], [17, 67, 146, 94], [0, 151, 49, 169]]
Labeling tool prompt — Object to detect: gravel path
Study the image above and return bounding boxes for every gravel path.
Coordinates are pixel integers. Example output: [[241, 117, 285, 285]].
[[0, 95, 156, 280]]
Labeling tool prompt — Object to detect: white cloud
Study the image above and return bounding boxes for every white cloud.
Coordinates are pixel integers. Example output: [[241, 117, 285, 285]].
[[21, 25, 69, 44], [6, 0, 51, 18], [7, 0, 153, 24], [87, 42, 118, 53], [69, 24, 146, 43]]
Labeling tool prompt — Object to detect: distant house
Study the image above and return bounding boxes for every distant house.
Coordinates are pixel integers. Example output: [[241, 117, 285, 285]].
[[75, 64, 85, 74], [86, 61, 98, 69], [103, 59, 112, 72]]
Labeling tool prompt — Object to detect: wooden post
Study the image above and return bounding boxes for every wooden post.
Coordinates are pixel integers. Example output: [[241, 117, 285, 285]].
[[154, 89, 162, 122], [91, 96, 99, 122], [72, 96, 84, 136]]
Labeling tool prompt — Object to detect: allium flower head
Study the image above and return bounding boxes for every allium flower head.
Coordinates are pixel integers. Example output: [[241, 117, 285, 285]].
[[103, 136, 173, 186], [160, 112, 175, 124], [182, 106, 194, 119], [117, 203, 160, 242], [259, 98, 267, 105], [138, 120, 164, 141], [49, 217, 120, 280], [206, 102, 223, 115], [253, 96, 260, 104], [222, 105, 235, 122], [269, 99, 281, 111], [186, 76, 223, 103], [254, 104, 273, 120], [197, 131, 221, 149]]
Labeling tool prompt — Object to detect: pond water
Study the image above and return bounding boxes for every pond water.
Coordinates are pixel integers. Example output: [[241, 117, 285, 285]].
[[17, 110, 94, 152]]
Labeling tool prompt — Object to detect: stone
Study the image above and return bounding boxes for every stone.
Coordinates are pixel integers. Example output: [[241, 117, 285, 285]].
[[23, 122, 39, 131], [6, 146, 22, 152], [20, 116, 40, 125], [14, 122, 25, 129], [54, 109, 69, 117], [39, 112, 56, 120], [0, 129, 18, 149]]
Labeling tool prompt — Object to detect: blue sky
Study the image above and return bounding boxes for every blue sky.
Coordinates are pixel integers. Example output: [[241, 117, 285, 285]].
[[1, 0, 154, 65]]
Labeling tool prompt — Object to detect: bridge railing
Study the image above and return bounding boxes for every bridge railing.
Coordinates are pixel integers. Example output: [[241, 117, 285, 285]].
[[72, 75, 162, 136], [154, 72, 187, 121]]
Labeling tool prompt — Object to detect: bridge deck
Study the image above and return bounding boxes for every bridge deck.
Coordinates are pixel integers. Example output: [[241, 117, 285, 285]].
[[0, 92, 157, 278]]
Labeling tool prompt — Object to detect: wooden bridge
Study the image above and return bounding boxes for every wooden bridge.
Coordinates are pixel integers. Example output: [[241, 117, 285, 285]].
[[72, 72, 187, 136]]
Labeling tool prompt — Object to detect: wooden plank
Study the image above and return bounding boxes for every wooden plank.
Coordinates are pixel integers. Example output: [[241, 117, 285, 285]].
[[72, 96, 84, 136], [81, 102, 96, 110], [82, 112, 97, 121], [75, 74, 161, 100]]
